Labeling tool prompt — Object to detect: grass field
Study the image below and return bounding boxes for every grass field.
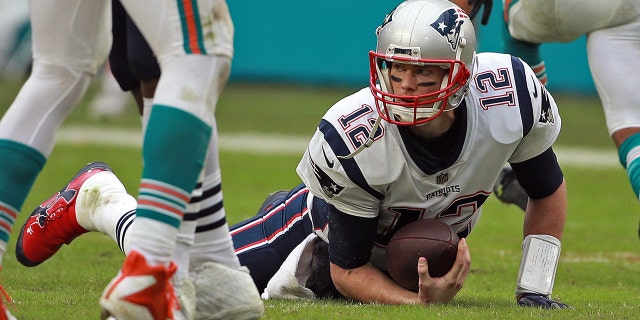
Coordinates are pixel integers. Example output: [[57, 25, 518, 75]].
[[0, 78, 639, 319]]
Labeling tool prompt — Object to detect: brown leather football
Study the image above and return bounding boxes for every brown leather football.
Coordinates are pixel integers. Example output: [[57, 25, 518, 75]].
[[386, 219, 459, 292]]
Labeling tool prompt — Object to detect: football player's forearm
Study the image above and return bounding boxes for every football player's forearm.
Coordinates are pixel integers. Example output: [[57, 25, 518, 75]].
[[329, 262, 419, 305], [515, 180, 567, 303], [523, 179, 567, 239]]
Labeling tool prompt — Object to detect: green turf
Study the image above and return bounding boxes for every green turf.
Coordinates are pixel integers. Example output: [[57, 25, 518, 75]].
[[0, 79, 638, 319]]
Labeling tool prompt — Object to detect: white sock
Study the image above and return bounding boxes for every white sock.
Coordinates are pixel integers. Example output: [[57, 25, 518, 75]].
[[75, 171, 136, 234], [129, 217, 178, 266], [190, 171, 240, 269]]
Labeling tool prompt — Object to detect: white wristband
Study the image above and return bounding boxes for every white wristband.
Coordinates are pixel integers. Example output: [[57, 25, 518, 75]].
[[515, 234, 561, 296]]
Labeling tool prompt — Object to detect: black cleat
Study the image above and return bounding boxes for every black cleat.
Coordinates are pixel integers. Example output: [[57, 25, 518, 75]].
[[256, 190, 290, 215], [492, 167, 528, 211]]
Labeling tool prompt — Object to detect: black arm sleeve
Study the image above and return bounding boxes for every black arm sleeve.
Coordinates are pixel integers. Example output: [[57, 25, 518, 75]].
[[511, 147, 564, 199], [327, 205, 378, 270]]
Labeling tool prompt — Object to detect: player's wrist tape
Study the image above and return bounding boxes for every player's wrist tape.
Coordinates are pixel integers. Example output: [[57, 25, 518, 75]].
[[515, 234, 561, 296]]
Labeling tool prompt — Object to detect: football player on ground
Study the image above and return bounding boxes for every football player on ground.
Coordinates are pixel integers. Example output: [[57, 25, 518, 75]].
[[491, 0, 640, 238], [16, 0, 570, 311], [0, 0, 262, 319]]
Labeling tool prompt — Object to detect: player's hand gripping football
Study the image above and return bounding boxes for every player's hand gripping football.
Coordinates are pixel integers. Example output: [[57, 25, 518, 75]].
[[468, 0, 493, 25], [517, 293, 572, 309], [416, 238, 471, 305]]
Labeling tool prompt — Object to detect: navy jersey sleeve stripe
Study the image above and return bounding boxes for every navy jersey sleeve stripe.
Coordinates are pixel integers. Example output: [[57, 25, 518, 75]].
[[511, 56, 534, 137], [511, 147, 564, 199], [319, 120, 384, 200]]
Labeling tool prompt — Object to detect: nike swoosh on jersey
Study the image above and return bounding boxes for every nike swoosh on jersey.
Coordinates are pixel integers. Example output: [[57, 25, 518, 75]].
[[322, 146, 335, 168]]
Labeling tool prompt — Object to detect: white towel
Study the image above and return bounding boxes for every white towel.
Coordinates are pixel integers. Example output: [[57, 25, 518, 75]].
[[261, 233, 320, 300]]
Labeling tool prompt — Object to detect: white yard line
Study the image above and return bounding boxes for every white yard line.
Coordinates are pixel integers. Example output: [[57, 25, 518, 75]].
[[57, 126, 620, 168]]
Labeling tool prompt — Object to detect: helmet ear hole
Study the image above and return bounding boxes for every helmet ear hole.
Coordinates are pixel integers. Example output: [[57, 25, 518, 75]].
[[378, 66, 392, 94]]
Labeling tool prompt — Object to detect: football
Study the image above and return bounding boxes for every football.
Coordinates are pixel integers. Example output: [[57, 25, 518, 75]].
[[386, 219, 460, 292]]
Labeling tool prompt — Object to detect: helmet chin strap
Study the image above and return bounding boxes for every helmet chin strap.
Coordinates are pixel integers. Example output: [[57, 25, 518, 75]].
[[337, 67, 388, 160], [447, 35, 471, 108], [337, 116, 383, 160], [340, 63, 450, 160], [342, 54, 467, 160]]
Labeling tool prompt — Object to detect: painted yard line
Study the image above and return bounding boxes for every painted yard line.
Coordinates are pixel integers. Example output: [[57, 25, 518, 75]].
[[57, 126, 619, 168]]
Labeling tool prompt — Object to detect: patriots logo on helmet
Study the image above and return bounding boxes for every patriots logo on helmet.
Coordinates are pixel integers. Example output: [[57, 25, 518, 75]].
[[430, 8, 468, 52], [376, 7, 396, 35]]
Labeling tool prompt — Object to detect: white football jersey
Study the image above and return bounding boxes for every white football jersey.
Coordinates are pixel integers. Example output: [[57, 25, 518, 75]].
[[296, 52, 561, 270]]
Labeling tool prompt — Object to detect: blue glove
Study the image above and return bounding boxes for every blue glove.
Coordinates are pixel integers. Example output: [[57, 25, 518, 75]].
[[517, 293, 571, 309], [467, 0, 493, 25]]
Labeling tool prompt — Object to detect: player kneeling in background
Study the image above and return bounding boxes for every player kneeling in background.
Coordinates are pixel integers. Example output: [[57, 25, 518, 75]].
[[16, 0, 570, 310]]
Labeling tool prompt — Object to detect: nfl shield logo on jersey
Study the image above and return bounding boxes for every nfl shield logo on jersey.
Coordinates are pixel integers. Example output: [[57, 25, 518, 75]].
[[436, 172, 449, 184]]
